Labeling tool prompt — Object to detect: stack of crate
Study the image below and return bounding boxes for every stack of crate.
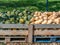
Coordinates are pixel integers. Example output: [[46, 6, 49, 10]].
[[0, 24, 60, 45]]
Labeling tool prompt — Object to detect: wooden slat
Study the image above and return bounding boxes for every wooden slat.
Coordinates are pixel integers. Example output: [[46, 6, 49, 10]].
[[11, 41, 26, 42], [0, 24, 60, 28], [5, 37, 10, 43], [0, 30, 28, 35], [28, 25, 33, 43], [0, 41, 5, 42], [0, 24, 28, 28], [9, 37, 26, 38], [34, 24, 60, 28], [34, 30, 60, 35]]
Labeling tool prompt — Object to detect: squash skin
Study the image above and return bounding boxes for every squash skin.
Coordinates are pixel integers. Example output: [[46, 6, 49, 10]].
[[30, 11, 60, 24]]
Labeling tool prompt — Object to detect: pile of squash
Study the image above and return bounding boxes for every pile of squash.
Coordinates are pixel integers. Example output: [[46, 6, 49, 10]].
[[0, 9, 33, 24], [0, 9, 60, 24], [30, 11, 60, 24]]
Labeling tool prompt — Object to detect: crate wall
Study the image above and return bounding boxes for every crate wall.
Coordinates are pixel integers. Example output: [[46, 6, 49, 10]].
[[0, 24, 60, 45]]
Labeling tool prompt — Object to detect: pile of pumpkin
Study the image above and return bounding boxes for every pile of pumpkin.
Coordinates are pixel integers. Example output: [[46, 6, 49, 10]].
[[0, 9, 33, 24], [30, 11, 60, 24], [0, 9, 60, 24]]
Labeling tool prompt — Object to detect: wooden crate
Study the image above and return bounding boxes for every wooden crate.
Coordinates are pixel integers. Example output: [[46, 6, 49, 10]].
[[0, 24, 60, 43]]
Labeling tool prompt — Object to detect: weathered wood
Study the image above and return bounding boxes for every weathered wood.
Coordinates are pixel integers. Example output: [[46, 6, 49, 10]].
[[34, 30, 60, 35], [11, 41, 26, 42], [0, 24, 60, 28], [34, 24, 60, 28], [0, 24, 28, 28], [28, 24, 33, 43], [5, 37, 10, 44], [0, 30, 28, 35], [0, 24, 60, 44]]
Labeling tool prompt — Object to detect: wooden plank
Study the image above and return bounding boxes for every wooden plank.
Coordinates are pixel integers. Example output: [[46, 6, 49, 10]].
[[0, 30, 28, 35], [11, 41, 26, 42], [0, 41, 5, 42], [34, 30, 60, 35], [5, 37, 10, 43], [0, 24, 60, 28], [28, 25, 33, 43], [0, 24, 28, 28], [9, 36, 27, 38], [34, 24, 60, 28]]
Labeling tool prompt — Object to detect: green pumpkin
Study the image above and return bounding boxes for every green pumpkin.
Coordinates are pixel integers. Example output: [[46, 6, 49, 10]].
[[23, 16, 27, 21], [27, 15, 32, 21], [10, 21, 15, 24], [25, 21, 30, 24], [6, 11, 11, 16], [0, 9, 33, 24], [4, 20, 10, 24]]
